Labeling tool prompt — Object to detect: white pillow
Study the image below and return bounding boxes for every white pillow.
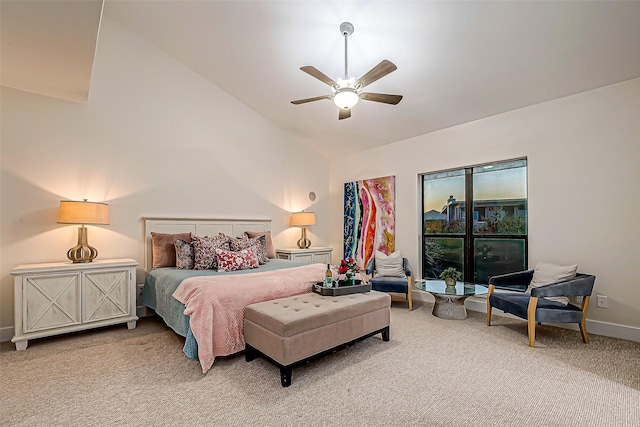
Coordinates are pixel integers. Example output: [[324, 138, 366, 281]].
[[526, 262, 578, 305], [375, 250, 406, 278]]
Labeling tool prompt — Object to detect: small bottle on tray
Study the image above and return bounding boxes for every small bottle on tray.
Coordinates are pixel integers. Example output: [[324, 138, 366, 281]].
[[324, 264, 333, 288]]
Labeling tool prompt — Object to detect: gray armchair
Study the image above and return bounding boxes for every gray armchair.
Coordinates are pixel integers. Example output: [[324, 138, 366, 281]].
[[486, 270, 596, 347], [365, 257, 413, 311]]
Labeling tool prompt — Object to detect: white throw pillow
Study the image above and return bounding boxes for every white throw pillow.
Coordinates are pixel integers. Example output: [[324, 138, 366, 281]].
[[375, 250, 406, 278], [526, 262, 578, 305]]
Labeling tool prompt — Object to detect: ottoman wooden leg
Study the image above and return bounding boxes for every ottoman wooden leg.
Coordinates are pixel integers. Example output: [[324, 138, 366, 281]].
[[245, 344, 258, 362], [280, 366, 292, 387], [381, 326, 390, 342]]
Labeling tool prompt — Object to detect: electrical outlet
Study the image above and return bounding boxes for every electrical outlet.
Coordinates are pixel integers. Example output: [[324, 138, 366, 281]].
[[597, 295, 608, 308]]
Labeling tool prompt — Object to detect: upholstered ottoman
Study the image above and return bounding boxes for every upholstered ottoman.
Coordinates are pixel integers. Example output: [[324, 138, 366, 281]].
[[244, 291, 391, 387]]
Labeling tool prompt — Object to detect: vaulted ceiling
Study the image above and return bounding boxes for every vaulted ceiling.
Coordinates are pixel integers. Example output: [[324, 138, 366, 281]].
[[1, 0, 103, 103], [3, 1, 640, 157]]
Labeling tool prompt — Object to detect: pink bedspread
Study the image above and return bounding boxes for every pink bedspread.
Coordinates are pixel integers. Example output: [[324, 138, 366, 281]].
[[172, 263, 325, 373]]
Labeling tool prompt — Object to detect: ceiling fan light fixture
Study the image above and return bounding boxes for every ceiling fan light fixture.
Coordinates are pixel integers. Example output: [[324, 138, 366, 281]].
[[333, 88, 359, 110], [291, 22, 402, 119]]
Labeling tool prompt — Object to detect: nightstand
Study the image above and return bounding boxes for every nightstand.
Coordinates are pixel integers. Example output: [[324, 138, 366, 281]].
[[275, 247, 333, 264], [11, 258, 138, 350]]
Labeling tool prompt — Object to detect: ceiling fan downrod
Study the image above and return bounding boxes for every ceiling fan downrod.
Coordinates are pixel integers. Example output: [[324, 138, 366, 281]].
[[332, 22, 359, 111], [340, 22, 354, 80]]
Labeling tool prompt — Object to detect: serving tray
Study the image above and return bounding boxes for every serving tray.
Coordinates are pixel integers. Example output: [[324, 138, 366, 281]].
[[312, 281, 372, 296]]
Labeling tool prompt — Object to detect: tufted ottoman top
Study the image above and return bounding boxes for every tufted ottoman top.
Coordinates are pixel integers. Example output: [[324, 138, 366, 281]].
[[245, 291, 390, 338]]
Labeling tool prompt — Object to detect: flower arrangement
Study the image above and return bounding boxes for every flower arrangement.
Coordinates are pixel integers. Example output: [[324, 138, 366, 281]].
[[338, 258, 358, 279], [439, 267, 461, 285]]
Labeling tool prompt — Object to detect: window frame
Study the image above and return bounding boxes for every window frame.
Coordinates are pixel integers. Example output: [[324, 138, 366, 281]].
[[420, 158, 528, 283]]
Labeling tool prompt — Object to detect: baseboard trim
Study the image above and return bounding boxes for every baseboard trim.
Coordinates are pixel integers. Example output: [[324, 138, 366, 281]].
[[413, 291, 640, 343], [136, 306, 150, 318], [4, 294, 637, 343], [1, 307, 153, 344]]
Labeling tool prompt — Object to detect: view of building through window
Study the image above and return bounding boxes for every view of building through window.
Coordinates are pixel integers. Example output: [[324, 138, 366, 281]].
[[421, 159, 528, 283]]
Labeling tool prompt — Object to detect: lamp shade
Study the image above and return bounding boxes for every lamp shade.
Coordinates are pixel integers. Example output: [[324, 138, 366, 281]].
[[290, 211, 316, 227], [57, 200, 109, 225]]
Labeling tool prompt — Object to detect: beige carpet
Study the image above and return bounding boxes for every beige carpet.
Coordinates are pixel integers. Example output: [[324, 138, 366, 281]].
[[1, 301, 638, 427]]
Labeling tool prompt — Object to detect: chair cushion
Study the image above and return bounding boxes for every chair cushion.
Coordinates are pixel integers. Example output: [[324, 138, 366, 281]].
[[374, 250, 406, 278], [490, 292, 583, 323], [370, 276, 408, 294], [526, 262, 578, 305]]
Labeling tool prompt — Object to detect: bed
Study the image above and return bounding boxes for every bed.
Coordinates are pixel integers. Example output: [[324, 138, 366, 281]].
[[142, 218, 326, 373]]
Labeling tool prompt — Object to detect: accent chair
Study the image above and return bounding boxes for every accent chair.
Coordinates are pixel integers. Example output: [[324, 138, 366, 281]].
[[365, 257, 413, 311], [486, 270, 596, 347]]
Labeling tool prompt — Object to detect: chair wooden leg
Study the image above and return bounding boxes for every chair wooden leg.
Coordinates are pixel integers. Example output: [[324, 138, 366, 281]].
[[579, 295, 591, 344], [579, 322, 589, 344], [527, 297, 539, 348], [407, 276, 413, 311], [486, 285, 495, 326]]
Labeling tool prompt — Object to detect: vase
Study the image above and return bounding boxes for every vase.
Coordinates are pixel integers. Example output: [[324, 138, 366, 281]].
[[444, 277, 456, 287]]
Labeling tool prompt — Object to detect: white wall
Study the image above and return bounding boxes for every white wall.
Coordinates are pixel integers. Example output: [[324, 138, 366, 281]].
[[3, 15, 638, 339], [329, 78, 640, 331], [0, 16, 330, 333]]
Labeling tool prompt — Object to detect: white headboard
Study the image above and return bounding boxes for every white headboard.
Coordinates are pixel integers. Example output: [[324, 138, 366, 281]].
[[143, 217, 271, 272]]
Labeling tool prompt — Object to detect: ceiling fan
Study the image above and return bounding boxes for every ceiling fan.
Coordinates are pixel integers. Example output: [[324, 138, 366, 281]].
[[291, 22, 403, 120]]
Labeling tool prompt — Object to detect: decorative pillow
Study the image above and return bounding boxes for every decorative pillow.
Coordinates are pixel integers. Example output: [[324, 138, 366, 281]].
[[151, 232, 192, 269], [174, 238, 195, 270], [375, 250, 406, 278], [224, 234, 242, 252], [215, 247, 259, 272], [220, 233, 240, 248], [526, 262, 578, 305], [192, 234, 231, 270], [244, 231, 276, 259], [230, 235, 269, 264]]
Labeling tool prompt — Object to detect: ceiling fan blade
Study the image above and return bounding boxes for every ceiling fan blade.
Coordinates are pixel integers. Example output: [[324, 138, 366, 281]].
[[300, 66, 337, 87], [359, 92, 403, 105], [355, 60, 397, 89], [339, 108, 351, 120], [291, 95, 333, 105]]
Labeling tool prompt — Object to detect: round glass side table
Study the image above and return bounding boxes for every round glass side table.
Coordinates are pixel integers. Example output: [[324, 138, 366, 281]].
[[414, 280, 488, 320]]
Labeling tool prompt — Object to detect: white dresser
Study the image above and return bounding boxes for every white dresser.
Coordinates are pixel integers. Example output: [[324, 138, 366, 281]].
[[11, 258, 138, 350], [275, 247, 333, 264]]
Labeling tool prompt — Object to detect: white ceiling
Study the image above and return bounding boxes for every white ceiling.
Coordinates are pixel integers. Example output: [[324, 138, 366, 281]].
[[3, 1, 640, 158]]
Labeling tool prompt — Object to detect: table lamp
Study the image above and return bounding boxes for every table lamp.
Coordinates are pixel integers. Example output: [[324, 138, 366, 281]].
[[290, 211, 316, 249], [57, 199, 109, 263]]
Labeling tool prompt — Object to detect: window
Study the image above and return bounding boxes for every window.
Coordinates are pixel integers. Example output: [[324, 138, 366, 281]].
[[421, 159, 528, 284]]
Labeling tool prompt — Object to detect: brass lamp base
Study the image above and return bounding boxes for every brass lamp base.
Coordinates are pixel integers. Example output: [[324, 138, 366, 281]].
[[296, 227, 311, 249], [67, 226, 98, 263]]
